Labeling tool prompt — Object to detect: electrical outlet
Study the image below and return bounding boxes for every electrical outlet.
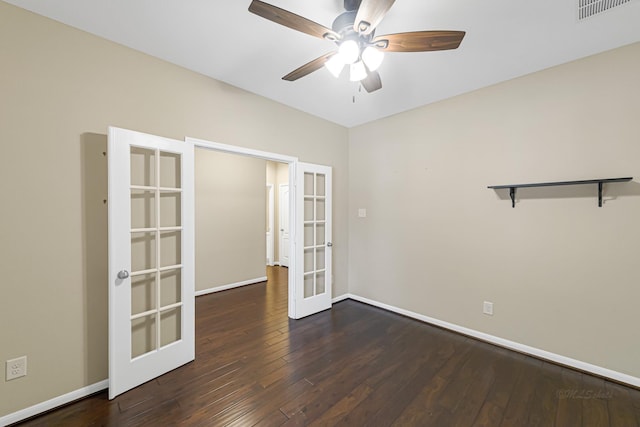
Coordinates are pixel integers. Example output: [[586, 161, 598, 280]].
[[483, 301, 494, 316], [6, 356, 27, 381]]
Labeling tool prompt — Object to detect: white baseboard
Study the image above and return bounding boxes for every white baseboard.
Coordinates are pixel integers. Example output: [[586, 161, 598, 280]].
[[331, 294, 350, 304], [346, 293, 640, 388], [0, 379, 108, 427], [195, 276, 268, 297]]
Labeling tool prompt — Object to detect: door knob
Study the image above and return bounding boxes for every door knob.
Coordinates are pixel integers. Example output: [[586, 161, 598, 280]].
[[327, 242, 333, 247], [117, 270, 130, 280]]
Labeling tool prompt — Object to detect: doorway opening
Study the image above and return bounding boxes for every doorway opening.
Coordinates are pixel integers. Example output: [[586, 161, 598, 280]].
[[266, 161, 290, 268], [188, 137, 298, 319], [193, 149, 290, 309]]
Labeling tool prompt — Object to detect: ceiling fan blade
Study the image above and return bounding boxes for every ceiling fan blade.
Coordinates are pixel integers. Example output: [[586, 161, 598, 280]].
[[282, 52, 337, 81], [373, 30, 466, 52], [353, 0, 396, 35], [361, 70, 382, 93], [249, 0, 338, 41]]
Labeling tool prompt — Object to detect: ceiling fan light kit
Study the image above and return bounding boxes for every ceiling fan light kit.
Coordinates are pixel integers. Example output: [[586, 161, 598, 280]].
[[328, 38, 384, 82], [248, 0, 466, 93]]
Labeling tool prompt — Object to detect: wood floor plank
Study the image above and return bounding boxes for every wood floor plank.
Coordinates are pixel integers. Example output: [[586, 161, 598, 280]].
[[250, 409, 289, 427], [526, 362, 562, 427], [606, 381, 640, 427], [499, 356, 542, 427], [391, 375, 449, 426], [224, 378, 314, 427], [448, 356, 497, 426], [15, 266, 640, 427], [278, 343, 385, 418], [332, 335, 459, 425], [307, 382, 374, 426], [471, 350, 524, 427], [582, 377, 611, 427], [554, 367, 583, 427]]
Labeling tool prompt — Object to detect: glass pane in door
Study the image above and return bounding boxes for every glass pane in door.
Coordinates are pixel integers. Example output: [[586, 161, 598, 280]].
[[131, 232, 156, 272], [160, 270, 181, 307], [159, 151, 181, 189], [131, 190, 156, 229], [304, 274, 314, 298], [131, 273, 156, 316], [130, 147, 155, 187], [301, 171, 328, 299], [132, 314, 156, 358], [129, 146, 184, 358], [159, 192, 181, 227], [160, 307, 182, 347]]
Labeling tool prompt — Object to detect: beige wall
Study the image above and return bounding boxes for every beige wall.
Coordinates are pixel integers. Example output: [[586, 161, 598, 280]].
[[0, 2, 348, 418], [349, 42, 640, 379], [196, 149, 266, 290]]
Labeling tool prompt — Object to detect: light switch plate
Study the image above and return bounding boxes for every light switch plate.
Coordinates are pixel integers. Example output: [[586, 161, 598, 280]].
[[358, 208, 367, 218], [483, 301, 494, 316]]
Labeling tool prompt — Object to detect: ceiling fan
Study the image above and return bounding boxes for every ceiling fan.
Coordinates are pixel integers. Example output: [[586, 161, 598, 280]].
[[248, 0, 466, 93]]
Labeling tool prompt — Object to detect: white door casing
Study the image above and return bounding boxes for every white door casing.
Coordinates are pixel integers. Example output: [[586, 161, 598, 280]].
[[184, 136, 332, 320], [186, 137, 298, 319], [293, 162, 332, 318], [266, 184, 274, 265], [279, 184, 290, 267], [108, 127, 195, 399]]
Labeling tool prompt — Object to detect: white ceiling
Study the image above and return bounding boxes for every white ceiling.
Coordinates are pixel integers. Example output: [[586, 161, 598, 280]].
[[5, 0, 640, 127]]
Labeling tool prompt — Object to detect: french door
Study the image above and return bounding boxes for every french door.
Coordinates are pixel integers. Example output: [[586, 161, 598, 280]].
[[293, 162, 332, 318], [108, 127, 195, 399]]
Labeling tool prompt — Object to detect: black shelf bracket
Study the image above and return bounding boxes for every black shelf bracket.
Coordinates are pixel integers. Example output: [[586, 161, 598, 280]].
[[488, 177, 632, 208], [598, 182, 603, 207]]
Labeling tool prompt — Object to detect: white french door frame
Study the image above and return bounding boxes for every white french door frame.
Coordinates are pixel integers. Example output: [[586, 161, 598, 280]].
[[186, 137, 305, 319]]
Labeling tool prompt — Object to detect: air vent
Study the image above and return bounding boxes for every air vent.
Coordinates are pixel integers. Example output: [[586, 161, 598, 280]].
[[579, 0, 634, 19]]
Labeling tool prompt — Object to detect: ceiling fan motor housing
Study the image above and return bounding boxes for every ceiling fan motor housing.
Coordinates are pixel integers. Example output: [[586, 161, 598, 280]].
[[332, 11, 356, 33], [343, 0, 362, 12], [332, 11, 374, 45]]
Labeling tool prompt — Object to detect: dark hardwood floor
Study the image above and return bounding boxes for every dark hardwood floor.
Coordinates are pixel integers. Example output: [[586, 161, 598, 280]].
[[16, 266, 640, 426]]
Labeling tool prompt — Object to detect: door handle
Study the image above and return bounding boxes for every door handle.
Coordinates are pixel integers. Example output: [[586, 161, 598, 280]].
[[117, 270, 130, 280], [327, 242, 333, 247]]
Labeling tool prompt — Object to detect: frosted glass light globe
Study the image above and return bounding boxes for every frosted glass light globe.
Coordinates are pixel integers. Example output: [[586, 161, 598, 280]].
[[362, 46, 384, 71], [325, 54, 345, 78], [338, 40, 359, 64], [350, 61, 367, 82]]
